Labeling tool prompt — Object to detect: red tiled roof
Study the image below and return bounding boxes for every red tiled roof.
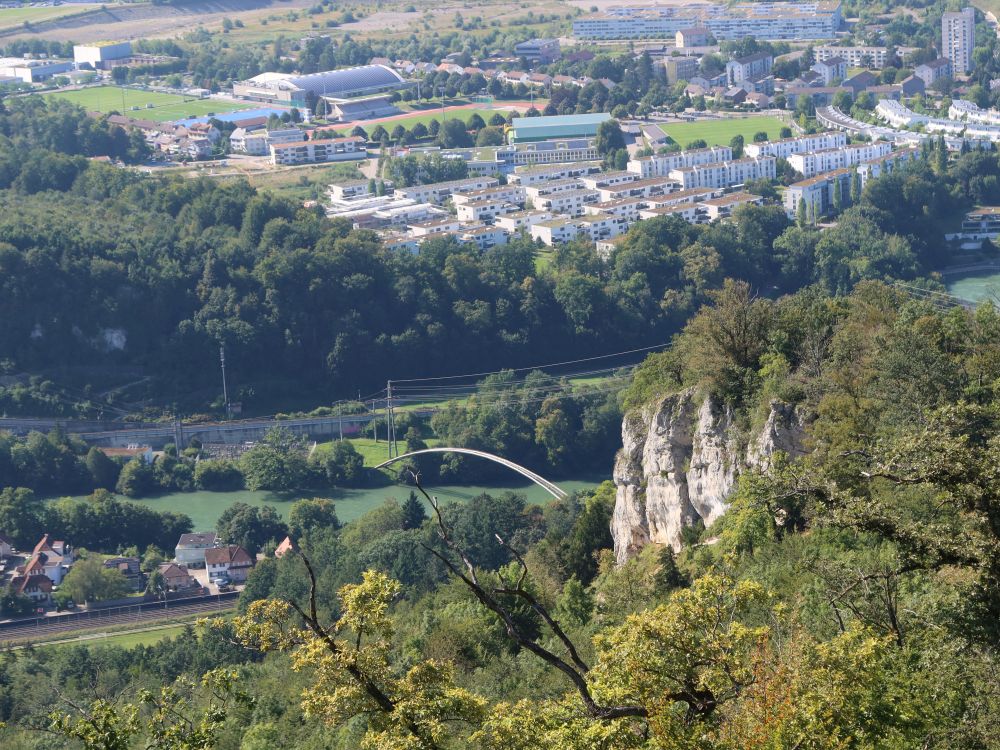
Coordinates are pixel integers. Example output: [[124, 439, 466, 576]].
[[205, 544, 254, 567]]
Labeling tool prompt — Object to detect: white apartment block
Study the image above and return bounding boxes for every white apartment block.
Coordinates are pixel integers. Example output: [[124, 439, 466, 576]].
[[572, 2, 842, 41], [578, 213, 631, 241], [782, 168, 852, 218], [269, 137, 366, 165], [627, 146, 733, 178], [669, 156, 776, 190], [229, 128, 268, 155], [942, 7, 975, 75], [638, 203, 704, 222], [531, 219, 582, 245], [856, 147, 919, 186], [452, 185, 526, 206], [597, 176, 678, 202], [409, 218, 462, 237], [456, 199, 518, 223], [643, 188, 720, 209], [496, 138, 600, 166], [495, 210, 555, 233], [815, 46, 894, 69], [584, 198, 646, 221], [461, 226, 509, 250], [524, 179, 586, 202], [949, 99, 1000, 125], [744, 132, 846, 158], [396, 177, 498, 204], [508, 162, 602, 186], [700, 192, 763, 220], [787, 141, 892, 177], [580, 171, 639, 189], [536, 189, 600, 216], [266, 128, 306, 145]]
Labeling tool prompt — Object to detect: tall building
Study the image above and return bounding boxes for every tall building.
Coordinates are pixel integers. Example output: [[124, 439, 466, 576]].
[[942, 7, 975, 75]]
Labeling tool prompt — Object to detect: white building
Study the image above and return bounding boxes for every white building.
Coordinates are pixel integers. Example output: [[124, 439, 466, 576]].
[[409, 218, 462, 237], [783, 168, 852, 218], [584, 197, 646, 221], [175, 532, 221, 568], [452, 185, 526, 207], [508, 162, 602, 186], [496, 138, 601, 166], [787, 141, 892, 177], [700, 191, 763, 219], [942, 7, 975, 75], [495, 210, 555, 233], [456, 198, 518, 223], [669, 156, 776, 189], [744, 132, 845, 158], [0, 57, 73, 82], [627, 145, 734, 178], [814, 45, 909, 69], [73, 41, 132, 70], [229, 127, 268, 155], [269, 137, 367, 165], [536, 189, 600, 216], [531, 218, 582, 245], [461, 225, 509, 250], [597, 176, 678, 202], [396, 177, 498, 204]]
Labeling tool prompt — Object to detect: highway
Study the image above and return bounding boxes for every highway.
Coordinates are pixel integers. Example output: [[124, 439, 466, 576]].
[[0, 593, 238, 645]]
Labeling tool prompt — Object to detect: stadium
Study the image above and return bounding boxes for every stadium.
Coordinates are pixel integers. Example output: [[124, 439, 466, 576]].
[[232, 64, 409, 118]]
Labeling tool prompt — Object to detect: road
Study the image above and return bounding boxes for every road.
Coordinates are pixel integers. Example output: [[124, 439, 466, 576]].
[[0, 593, 238, 645]]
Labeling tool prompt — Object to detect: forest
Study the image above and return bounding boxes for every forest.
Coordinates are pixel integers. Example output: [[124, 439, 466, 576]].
[[3, 280, 1000, 748]]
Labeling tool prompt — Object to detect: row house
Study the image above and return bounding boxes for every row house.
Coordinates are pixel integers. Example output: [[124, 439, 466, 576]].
[[396, 176, 498, 204], [495, 210, 555, 233], [744, 132, 846, 159], [627, 145, 734, 178], [456, 198, 518, 223], [578, 212, 631, 241], [787, 141, 892, 177], [508, 161, 602, 186], [535, 188, 600, 216], [669, 156, 776, 190], [452, 185, 526, 207]]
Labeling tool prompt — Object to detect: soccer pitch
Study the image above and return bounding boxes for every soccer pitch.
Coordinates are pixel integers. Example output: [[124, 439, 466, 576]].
[[657, 116, 788, 147], [46, 87, 252, 123]]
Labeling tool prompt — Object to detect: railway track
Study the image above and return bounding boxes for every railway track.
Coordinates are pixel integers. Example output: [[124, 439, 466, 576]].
[[0, 594, 238, 645]]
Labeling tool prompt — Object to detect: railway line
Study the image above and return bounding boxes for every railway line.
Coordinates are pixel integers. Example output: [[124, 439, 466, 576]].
[[0, 593, 238, 645]]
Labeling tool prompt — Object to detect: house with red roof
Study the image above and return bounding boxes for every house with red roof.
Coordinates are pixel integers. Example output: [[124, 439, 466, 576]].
[[205, 545, 255, 583]]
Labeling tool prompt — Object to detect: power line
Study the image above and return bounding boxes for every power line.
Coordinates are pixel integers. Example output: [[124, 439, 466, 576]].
[[391, 343, 668, 384]]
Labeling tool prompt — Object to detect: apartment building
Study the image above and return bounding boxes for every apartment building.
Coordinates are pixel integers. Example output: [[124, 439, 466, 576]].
[[663, 56, 700, 84], [461, 225, 510, 250], [783, 168, 852, 218], [814, 45, 910, 69], [727, 52, 773, 85], [627, 145, 734, 178], [638, 203, 704, 222], [787, 141, 892, 177], [669, 156, 776, 189], [495, 210, 555, 232], [580, 171, 640, 189], [452, 185, 527, 206], [409, 218, 463, 237], [456, 199, 518, 223], [229, 127, 268, 155], [584, 197, 646, 221], [396, 177, 498, 204], [700, 191, 763, 219], [578, 213, 631, 241], [508, 162, 602, 186], [531, 218, 582, 245], [675, 27, 712, 47], [269, 137, 367, 165], [514, 38, 561, 64], [744, 132, 846, 158], [524, 179, 586, 202], [855, 147, 919, 186], [915, 57, 952, 87], [572, 2, 842, 41], [535, 189, 600, 216], [942, 7, 975, 75], [597, 176, 678, 202]]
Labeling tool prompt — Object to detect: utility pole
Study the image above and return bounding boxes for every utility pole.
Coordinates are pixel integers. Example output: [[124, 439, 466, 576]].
[[338, 401, 343, 441], [219, 345, 230, 420], [386, 380, 397, 458]]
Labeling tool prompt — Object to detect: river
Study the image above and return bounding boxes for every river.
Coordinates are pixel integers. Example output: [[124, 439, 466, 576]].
[[946, 270, 1000, 303]]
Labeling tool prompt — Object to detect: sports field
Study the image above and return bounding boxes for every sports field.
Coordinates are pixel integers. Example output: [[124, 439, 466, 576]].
[[657, 116, 788, 147], [46, 86, 252, 123]]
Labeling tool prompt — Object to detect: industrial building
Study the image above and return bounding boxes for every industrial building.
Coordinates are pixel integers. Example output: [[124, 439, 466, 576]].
[[73, 41, 133, 70], [234, 64, 408, 109], [0, 57, 73, 83], [507, 113, 612, 144]]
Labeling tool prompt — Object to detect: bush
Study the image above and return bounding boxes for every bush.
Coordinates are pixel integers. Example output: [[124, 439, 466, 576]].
[[194, 459, 245, 491]]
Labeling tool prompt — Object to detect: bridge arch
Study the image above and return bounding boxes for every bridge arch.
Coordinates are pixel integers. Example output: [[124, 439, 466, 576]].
[[373, 448, 568, 500]]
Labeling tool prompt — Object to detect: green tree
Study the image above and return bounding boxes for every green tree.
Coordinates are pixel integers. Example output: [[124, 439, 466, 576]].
[[216, 502, 288, 555], [85, 447, 119, 490], [115, 458, 156, 498], [594, 119, 625, 155], [438, 118, 473, 148], [401, 491, 427, 530], [61, 556, 130, 604], [287, 497, 340, 538]]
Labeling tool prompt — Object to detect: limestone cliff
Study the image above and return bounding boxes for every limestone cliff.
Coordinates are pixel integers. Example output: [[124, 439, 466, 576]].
[[612, 388, 806, 562]]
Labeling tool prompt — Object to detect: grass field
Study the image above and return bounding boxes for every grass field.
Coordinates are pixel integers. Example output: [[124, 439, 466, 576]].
[[212, 161, 365, 202], [46, 86, 252, 123], [0, 4, 97, 30], [46, 623, 193, 650], [657, 116, 788, 147]]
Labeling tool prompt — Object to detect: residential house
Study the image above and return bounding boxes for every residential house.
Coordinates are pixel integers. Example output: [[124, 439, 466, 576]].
[[103, 556, 145, 591], [204, 545, 255, 583], [812, 56, 846, 85], [18, 534, 73, 585], [0, 531, 15, 558], [175, 532, 220, 568], [726, 52, 773, 86], [915, 58, 952, 87], [675, 27, 712, 47], [157, 562, 200, 592], [274, 537, 294, 558]]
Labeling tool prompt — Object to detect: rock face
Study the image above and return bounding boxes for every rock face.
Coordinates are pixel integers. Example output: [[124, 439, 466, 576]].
[[612, 388, 806, 562]]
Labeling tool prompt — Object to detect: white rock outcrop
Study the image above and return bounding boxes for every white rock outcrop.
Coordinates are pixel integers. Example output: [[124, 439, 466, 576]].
[[612, 388, 806, 562]]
